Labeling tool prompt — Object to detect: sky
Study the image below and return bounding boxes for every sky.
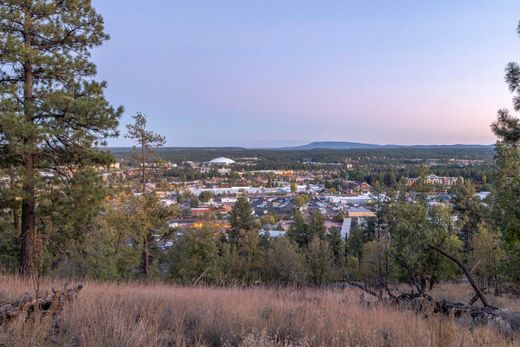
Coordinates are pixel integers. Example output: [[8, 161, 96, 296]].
[[92, 0, 520, 147]]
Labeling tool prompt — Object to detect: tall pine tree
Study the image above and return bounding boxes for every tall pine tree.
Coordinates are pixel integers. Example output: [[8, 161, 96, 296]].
[[125, 112, 166, 278], [0, 1, 122, 276]]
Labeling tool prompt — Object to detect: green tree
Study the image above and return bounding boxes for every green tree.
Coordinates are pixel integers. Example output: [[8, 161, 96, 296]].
[[326, 227, 345, 273], [260, 212, 277, 226], [0, 1, 122, 276], [360, 239, 391, 285], [230, 230, 263, 284], [287, 209, 307, 247], [452, 181, 483, 260], [469, 225, 505, 291], [346, 225, 365, 272], [332, 211, 345, 223], [125, 113, 166, 278], [39, 168, 108, 274], [88, 200, 141, 280], [0, 212, 19, 272], [293, 195, 307, 209], [168, 226, 222, 284], [263, 237, 305, 285], [290, 181, 297, 193], [229, 196, 255, 245], [125, 113, 166, 193], [308, 210, 326, 240], [388, 201, 461, 291], [117, 194, 173, 279], [305, 236, 334, 286], [416, 165, 429, 194], [489, 21, 520, 286], [198, 191, 214, 203]]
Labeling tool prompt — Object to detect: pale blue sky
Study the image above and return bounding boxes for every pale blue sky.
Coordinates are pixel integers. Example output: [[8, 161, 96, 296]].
[[92, 1, 520, 147]]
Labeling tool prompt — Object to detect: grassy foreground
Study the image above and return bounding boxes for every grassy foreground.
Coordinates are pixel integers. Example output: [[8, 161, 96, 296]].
[[0, 276, 518, 347]]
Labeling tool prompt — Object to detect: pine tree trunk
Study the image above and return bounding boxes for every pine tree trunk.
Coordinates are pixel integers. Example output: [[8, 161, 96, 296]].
[[20, 6, 36, 277], [20, 172, 35, 276]]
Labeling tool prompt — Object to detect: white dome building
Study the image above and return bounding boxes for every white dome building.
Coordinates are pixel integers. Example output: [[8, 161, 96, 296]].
[[209, 157, 236, 165]]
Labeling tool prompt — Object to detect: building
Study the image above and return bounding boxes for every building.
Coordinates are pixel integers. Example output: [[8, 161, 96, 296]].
[[346, 207, 375, 218], [340, 218, 352, 238], [325, 194, 373, 204], [406, 175, 463, 187], [208, 157, 236, 165]]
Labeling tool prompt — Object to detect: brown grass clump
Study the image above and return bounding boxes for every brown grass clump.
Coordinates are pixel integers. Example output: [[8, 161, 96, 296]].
[[0, 276, 518, 346]]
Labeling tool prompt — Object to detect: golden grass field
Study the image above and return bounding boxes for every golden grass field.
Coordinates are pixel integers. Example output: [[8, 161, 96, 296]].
[[0, 276, 519, 347]]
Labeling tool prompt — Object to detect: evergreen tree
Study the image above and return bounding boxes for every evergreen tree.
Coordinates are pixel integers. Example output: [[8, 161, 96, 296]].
[[0, 1, 123, 276], [491, 20, 520, 249], [308, 210, 326, 240], [229, 196, 255, 245], [287, 209, 309, 247], [469, 225, 504, 290], [119, 194, 173, 279], [168, 225, 222, 284], [290, 181, 297, 193], [305, 236, 333, 286], [452, 181, 483, 260], [388, 200, 460, 291], [125, 113, 165, 278], [326, 227, 346, 275], [263, 237, 305, 285], [125, 113, 166, 193], [346, 225, 365, 271]]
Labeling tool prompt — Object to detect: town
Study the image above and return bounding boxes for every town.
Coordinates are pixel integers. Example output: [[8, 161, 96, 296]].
[[81, 147, 492, 260]]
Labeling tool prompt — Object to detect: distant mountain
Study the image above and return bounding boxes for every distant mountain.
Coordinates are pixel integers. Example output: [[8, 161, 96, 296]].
[[283, 141, 388, 150], [278, 141, 493, 150], [103, 143, 494, 152]]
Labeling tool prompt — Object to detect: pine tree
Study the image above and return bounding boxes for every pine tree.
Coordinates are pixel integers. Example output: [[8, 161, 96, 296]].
[[308, 210, 326, 240], [490, 21, 520, 244], [326, 227, 346, 270], [0, 1, 123, 276], [125, 113, 166, 193], [452, 181, 483, 261], [287, 209, 308, 247], [229, 196, 255, 245], [125, 113, 165, 278], [305, 236, 333, 286]]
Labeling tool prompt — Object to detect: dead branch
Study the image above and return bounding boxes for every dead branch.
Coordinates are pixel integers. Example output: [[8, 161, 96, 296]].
[[0, 284, 82, 324], [346, 280, 381, 299], [427, 244, 496, 309]]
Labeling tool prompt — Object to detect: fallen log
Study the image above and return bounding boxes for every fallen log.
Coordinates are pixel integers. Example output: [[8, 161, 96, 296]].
[[346, 247, 520, 337], [431, 299, 520, 336], [0, 284, 83, 325], [425, 244, 520, 334]]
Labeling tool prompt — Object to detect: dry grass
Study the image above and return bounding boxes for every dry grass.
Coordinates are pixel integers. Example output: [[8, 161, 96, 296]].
[[0, 276, 518, 346]]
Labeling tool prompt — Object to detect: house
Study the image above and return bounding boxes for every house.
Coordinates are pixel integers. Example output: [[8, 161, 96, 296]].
[[346, 207, 375, 218], [191, 207, 211, 216]]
